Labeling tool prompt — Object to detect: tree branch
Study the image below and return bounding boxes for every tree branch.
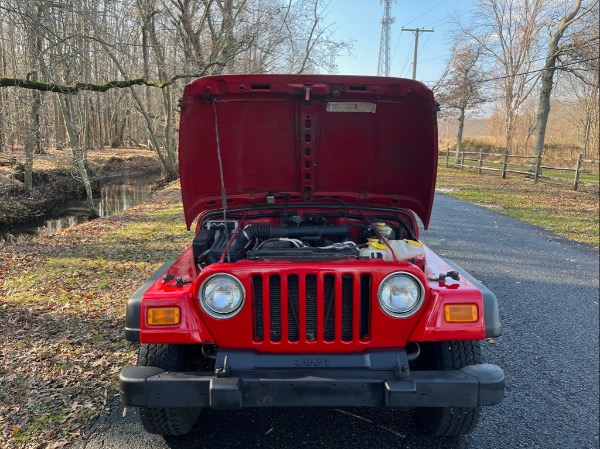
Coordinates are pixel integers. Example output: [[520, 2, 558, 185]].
[[0, 65, 222, 93]]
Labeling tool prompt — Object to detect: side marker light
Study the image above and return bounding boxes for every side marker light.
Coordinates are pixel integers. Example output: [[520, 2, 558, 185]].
[[444, 304, 478, 323], [147, 307, 181, 326]]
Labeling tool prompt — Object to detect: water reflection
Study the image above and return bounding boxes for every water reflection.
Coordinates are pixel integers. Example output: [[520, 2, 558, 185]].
[[44, 215, 80, 234], [98, 181, 154, 217], [4, 176, 159, 237]]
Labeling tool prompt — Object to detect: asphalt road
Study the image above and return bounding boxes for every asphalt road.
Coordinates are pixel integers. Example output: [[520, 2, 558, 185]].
[[73, 194, 600, 449]]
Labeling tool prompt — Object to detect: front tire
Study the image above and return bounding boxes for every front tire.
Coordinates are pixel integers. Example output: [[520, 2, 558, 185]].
[[415, 340, 482, 436], [137, 344, 201, 435]]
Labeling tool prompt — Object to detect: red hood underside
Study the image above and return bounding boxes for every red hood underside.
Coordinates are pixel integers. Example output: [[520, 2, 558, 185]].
[[178, 74, 438, 228]]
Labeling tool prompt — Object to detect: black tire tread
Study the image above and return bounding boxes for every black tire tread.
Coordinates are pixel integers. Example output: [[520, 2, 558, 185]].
[[416, 340, 483, 437], [139, 406, 200, 436], [137, 343, 185, 371], [137, 343, 200, 436]]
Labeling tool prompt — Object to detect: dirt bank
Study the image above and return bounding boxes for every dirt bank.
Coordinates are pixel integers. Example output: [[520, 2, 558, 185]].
[[0, 148, 161, 227]]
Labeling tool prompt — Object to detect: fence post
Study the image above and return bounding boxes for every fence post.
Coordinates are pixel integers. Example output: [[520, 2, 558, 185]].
[[573, 153, 583, 191], [478, 150, 484, 174], [460, 150, 465, 171], [445, 146, 450, 168], [502, 149, 508, 178], [534, 154, 542, 183]]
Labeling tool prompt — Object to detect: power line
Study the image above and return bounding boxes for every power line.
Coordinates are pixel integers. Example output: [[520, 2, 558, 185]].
[[425, 16, 451, 29], [418, 54, 447, 64], [391, 27, 403, 63], [402, 0, 449, 28], [417, 32, 433, 59], [424, 39, 600, 85], [401, 27, 434, 79], [393, 0, 446, 65], [429, 56, 600, 87], [400, 34, 414, 77], [476, 56, 600, 83]]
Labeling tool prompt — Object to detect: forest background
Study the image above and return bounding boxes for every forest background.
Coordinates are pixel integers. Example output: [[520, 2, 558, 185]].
[[0, 0, 598, 217]]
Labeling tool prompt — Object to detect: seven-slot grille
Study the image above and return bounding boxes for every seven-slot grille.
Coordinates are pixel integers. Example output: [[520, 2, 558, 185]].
[[251, 273, 371, 344]]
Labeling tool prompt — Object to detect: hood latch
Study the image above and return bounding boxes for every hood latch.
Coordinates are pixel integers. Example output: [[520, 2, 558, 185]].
[[304, 85, 312, 101]]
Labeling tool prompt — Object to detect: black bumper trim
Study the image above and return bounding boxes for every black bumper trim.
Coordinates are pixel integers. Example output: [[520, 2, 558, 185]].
[[120, 363, 504, 409], [124, 260, 175, 342], [444, 259, 502, 338]]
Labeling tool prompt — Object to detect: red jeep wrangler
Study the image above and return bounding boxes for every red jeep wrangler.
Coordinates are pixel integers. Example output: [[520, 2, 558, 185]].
[[119, 74, 504, 437]]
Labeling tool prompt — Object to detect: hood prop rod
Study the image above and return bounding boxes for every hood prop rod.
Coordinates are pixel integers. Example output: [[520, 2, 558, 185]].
[[212, 98, 230, 262]]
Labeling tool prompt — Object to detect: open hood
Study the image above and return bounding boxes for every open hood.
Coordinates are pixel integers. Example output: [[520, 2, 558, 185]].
[[179, 74, 438, 229]]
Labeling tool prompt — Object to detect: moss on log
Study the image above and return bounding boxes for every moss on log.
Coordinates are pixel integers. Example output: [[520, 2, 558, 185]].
[[0, 64, 221, 94]]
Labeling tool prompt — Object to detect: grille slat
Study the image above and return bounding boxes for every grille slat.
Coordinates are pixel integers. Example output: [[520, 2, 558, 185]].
[[269, 275, 281, 342], [306, 275, 317, 341], [341, 275, 353, 342], [323, 274, 335, 342], [253, 272, 371, 345], [287, 275, 300, 342], [252, 276, 264, 340]]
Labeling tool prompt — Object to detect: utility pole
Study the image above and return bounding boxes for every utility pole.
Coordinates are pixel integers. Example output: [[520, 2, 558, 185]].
[[401, 27, 434, 79], [377, 0, 397, 77]]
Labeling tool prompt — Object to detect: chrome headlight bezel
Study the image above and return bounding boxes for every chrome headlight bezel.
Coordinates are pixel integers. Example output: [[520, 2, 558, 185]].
[[377, 272, 425, 318], [199, 273, 245, 319]]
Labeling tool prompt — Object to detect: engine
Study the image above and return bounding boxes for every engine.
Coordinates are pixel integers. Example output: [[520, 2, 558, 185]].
[[192, 211, 421, 268]]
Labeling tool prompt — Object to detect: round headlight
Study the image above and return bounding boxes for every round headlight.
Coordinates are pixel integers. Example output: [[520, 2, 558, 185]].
[[199, 274, 245, 318], [377, 272, 424, 317]]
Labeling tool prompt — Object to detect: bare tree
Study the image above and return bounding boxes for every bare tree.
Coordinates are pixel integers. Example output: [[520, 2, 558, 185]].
[[458, 0, 547, 152], [0, 0, 350, 188], [531, 0, 599, 158], [436, 43, 487, 163]]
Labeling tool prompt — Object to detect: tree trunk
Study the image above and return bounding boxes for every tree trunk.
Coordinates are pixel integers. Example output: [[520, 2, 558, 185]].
[[0, 90, 4, 153], [505, 112, 514, 154], [455, 106, 466, 164], [60, 95, 96, 217], [531, 62, 556, 158], [0, 27, 5, 153], [531, 0, 583, 158], [582, 113, 591, 158], [53, 96, 66, 150], [24, 88, 43, 193], [32, 89, 43, 155]]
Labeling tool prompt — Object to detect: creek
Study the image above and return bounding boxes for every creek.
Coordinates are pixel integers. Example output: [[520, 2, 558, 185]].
[[2, 175, 160, 238]]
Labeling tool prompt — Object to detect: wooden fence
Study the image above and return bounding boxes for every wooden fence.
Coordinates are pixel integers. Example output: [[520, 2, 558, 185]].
[[440, 148, 600, 191]]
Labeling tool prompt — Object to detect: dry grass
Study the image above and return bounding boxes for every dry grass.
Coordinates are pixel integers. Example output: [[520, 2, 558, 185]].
[[436, 166, 599, 247], [0, 183, 192, 448]]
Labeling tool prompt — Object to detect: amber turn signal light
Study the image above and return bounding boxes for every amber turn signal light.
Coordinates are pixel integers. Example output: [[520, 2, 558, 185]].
[[147, 307, 180, 326], [444, 304, 478, 323]]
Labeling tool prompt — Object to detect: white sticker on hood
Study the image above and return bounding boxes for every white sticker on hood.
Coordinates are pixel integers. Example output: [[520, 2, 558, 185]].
[[326, 102, 377, 113]]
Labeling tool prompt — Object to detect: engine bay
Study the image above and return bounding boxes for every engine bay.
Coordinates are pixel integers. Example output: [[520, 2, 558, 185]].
[[192, 207, 426, 269]]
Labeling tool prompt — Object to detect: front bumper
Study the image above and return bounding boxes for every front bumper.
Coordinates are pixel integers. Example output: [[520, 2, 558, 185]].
[[120, 350, 504, 409]]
